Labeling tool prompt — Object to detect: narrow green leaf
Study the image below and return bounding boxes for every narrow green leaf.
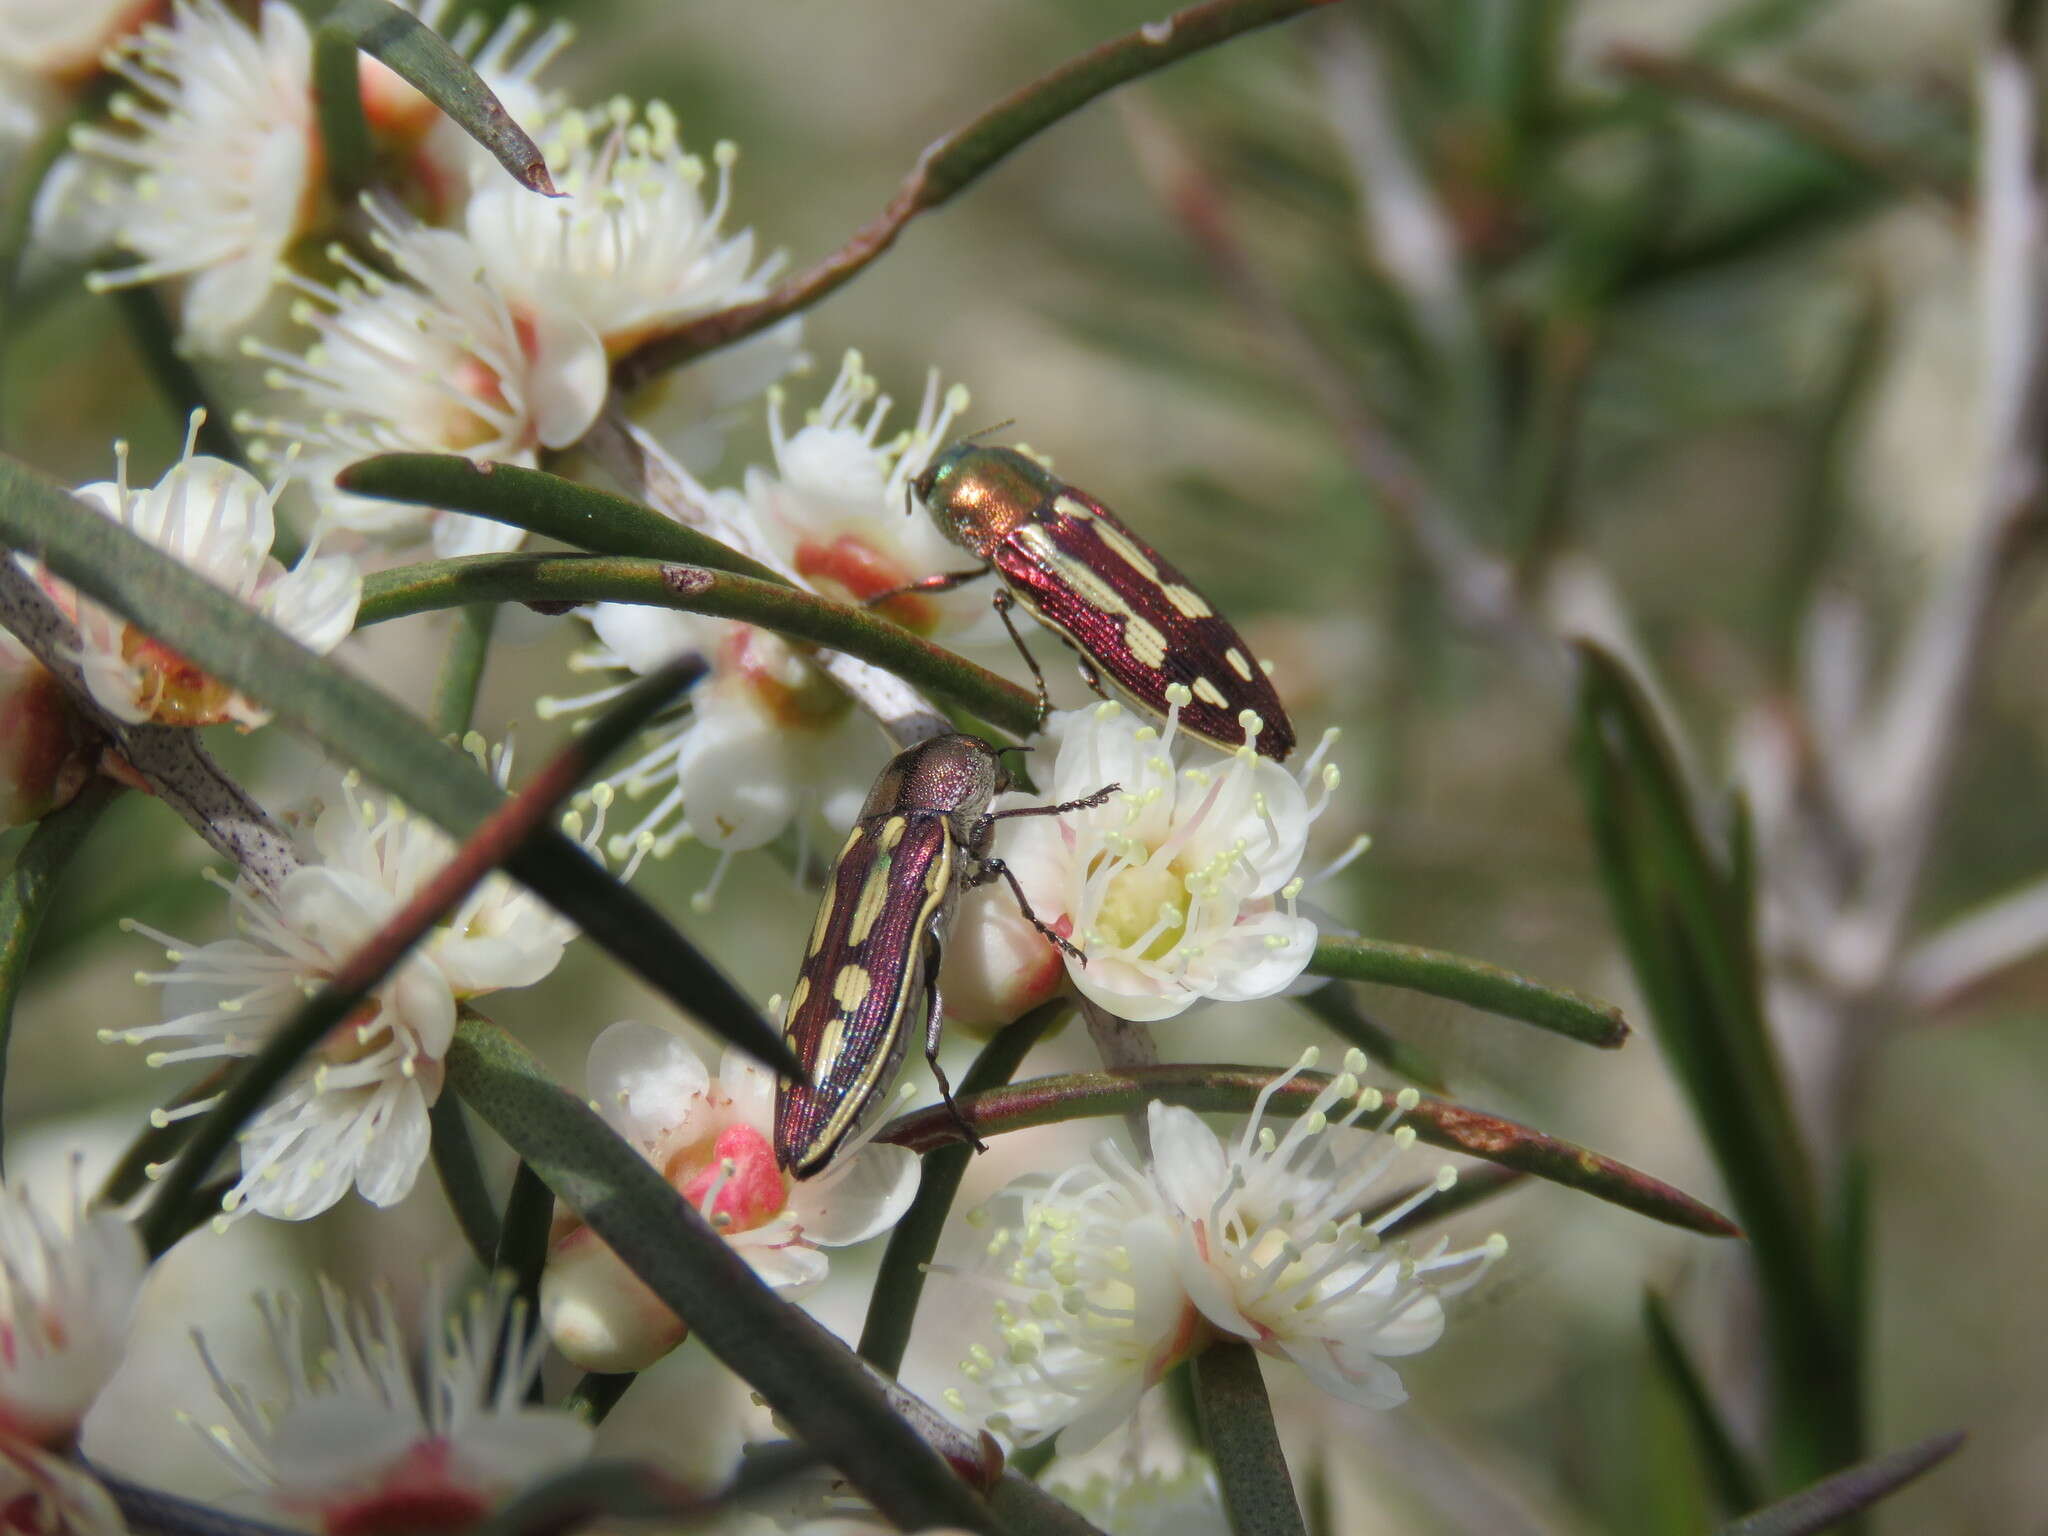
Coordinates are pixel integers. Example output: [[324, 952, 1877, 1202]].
[[434, 603, 498, 737], [96, 1066, 242, 1214], [317, 0, 555, 194], [445, 1016, 998, 1534], [101, 286, 261, 477], [1293, 982, 1448, 1091], [335, 454, 790, 585], [1572, 640, 1849, 1478], [0, 456, 793, 1077], [615, 0, 1344, 382], [355, 552, 1039, 738], [859, 1001, 1068, 1377], [311, 20, 374, 203], [880, 1065, 1739, 1237], [1643, 1291, 1762, 1517], [87, 1460, 307, 1536], [1712, 1432, 1964, 1536], [428, 1093, 501, 1266], [0, 781, 119, 1173], [1308, 934, 1628, 1047], [1194, 1343, 1305, 1536], [493, 1158, 553, 1402]]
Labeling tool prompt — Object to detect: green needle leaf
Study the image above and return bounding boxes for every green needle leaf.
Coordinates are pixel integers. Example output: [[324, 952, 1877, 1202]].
[[316, 0, 555, 195], [859, 1001, 1069, 1377], [1307, 934, 1629, 1047], [0, 781, 119, 1174], [1194, 1343, 1305, 1536], [1712, 1432, 1964, 1536], [355, 552, 1040, 738], [1643, 1290, 1763, 1517], [335, 454, 791, 585], [879, 1064, 1738, 1237], [445, 1016, 999, 1535]]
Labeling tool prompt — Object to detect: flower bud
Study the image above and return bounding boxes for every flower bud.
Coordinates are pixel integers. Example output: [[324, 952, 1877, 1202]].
[[939, 879, 1070, 1034], [540, 1224, 687, 1374], [0, 649, 94, 830]]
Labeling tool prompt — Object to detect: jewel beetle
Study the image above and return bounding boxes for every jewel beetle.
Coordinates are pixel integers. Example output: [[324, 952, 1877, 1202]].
[[878, 443, 1295, 761], [773, 731, 1117, 1179]]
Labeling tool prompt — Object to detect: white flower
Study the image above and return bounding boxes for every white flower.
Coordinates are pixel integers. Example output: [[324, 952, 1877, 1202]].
[[27, 418, 361, 730], [547, 605, 886, 895], [540, 1020, 919, 1373], [0, 1170, 146, 1445], [241, 201, 606, 558], [0, 1169, 144, 1536], [944, 699, 1333, 1025], [948, 1051, 1504, 1455], [190, 1280, 593, 1532], [0, 0, 151, 80], [746, 351, 993, 642], [469, 98, 780, 359], [74, 0, 318, 351], [112, 751, 581, 1223], [364, 2, 571, 210]]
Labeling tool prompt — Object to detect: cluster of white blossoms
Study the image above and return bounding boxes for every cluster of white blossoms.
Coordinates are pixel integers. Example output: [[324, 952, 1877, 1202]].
[[547, 352, 976, 885], [0, 1172, 145, 1536], [541, 1020, 919, 1372], [948, 1051, 1506, 1452], [190, 1279, 593, 1530], [944, 698, 1336, 1026], [112, 751, 579, 1223], [0, 0, 1519, 1520]]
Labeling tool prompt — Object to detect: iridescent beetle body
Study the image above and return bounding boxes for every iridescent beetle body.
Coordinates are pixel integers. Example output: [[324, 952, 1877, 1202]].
[[774, 732, 1116, 1179], [895, 443, 1295, 760]]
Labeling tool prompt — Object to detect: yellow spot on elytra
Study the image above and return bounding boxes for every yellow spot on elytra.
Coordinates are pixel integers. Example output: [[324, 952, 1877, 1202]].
[[1052, 494, 1095, 522], [813, 1015, 846, 1076], [1162, 584, 1212, 619], [877, 815, 907, 852], [1192, 676, 1229, 708], [1092, 520, 1160, 581], [834, 965, 873, 1012], [847, 862, 894, 946], [1122, 615, 1169, 670], [786, 976, 811, 1024], [1225, 646, 1254, 680]]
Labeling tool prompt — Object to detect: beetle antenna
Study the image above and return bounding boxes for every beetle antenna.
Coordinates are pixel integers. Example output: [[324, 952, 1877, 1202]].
[[960, 417, 1015, 445], [993, 742, 1034, 758]]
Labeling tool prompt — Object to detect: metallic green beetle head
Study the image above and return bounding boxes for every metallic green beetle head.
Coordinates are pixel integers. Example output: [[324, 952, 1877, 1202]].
[[911, 443, 1058, 561]]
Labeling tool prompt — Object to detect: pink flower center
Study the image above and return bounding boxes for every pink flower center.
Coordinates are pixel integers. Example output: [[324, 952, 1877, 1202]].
[[678, 1125, 786, 1235], [793, 536, 939, 634], [316, 1440, 490, 1536]]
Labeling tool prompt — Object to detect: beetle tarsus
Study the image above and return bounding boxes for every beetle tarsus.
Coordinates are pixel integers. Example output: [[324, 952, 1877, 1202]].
[[862, 566, 990, 608]]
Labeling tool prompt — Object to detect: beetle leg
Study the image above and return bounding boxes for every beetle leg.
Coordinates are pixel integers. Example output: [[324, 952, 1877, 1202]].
[[922, 922, 986, 1153], [1063, 638, 1109, 700], [992, 589, 1051, 730], [968, 855, 1088, 964], [986, 781, 1121, 824], [862, 566, 991, 607]]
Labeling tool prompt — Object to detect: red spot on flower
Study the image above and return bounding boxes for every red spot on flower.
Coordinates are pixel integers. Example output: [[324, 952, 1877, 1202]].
[[316, 1440, 491, 1536], [794, 537, 938, 634], [680, 1125, 785, 1234]]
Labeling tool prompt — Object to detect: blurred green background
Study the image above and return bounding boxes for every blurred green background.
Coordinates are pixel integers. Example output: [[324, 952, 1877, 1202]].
[[4, 0, 2042, 1530]]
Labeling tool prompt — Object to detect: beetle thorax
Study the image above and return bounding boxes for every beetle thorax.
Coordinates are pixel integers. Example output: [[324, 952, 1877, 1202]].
[[916, 446, 1052, 560]]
